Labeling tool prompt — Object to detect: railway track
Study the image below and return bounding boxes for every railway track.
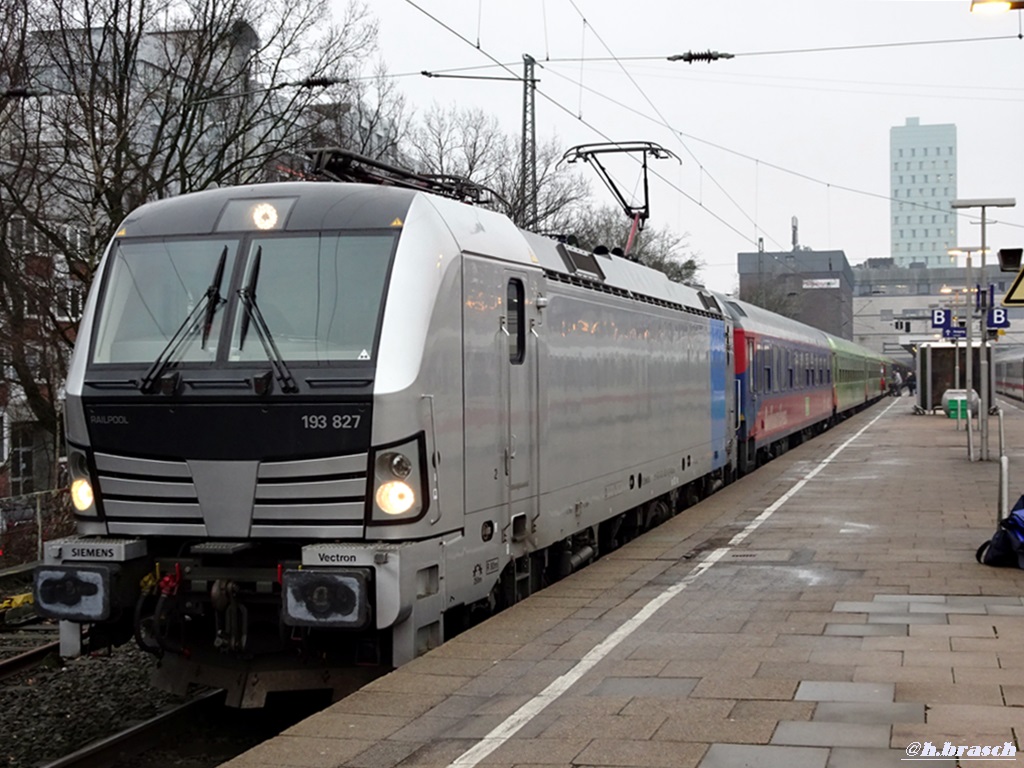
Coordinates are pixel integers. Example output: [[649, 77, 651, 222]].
[[0, 588, 62, 687], [0, 638, 61, 682], [0, 571, 62, 684], [38, 689, 227, 768]]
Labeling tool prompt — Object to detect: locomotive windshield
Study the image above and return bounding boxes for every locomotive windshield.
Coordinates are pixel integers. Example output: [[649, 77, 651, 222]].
[[91, 232, 396, 366], [92, 237, 239, 364]]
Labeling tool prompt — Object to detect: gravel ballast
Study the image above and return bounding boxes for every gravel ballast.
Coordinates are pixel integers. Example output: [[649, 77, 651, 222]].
[[0, 643, 183, 767]]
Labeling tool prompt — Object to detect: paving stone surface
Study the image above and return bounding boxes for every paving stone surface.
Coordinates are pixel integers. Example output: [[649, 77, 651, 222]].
[[221, 400, 1024, 768]]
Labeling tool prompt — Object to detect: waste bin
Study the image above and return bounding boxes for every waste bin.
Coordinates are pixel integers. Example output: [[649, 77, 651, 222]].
[[941, 388, 978, 418], [946, 397, 968, 419]]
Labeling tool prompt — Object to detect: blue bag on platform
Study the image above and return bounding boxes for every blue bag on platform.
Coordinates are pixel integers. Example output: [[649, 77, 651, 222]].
[[976, 496, 1024, 569]]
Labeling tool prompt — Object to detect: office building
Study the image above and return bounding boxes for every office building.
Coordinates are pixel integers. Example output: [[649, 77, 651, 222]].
[[890, 117, 958, 268], [736, 248, 854, 340]]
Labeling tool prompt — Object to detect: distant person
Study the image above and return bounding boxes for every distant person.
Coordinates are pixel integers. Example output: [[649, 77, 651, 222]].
[[905, 371, 916, 397], [891, 370, 902, 397]]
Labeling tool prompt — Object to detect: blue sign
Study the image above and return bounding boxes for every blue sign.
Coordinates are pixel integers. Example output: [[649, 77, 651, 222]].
[[943, 327, 967, 339], [931, 308, 951, 329], [988, 307, 1011, 329]]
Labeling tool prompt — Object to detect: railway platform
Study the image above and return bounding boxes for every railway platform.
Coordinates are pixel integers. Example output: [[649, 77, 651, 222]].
[[222, 395, 1024, 768]]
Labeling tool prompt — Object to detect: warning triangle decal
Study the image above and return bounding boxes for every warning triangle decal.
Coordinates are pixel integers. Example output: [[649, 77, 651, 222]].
[[357, 349, 371, 360], [390, 217, 403, 227], [1002, 267, 1024, 306]]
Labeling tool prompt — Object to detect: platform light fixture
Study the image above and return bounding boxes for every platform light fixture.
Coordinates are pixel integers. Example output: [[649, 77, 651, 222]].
[[969, 0, 1024, 11], [998, 248, 1023, 272]]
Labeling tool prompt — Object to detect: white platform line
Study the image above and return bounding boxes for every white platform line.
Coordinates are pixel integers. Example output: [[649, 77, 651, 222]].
[[447, 399, 897, 768]]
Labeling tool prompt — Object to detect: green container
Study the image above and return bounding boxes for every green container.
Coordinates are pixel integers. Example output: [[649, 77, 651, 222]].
[[946, 398, 968, 418]]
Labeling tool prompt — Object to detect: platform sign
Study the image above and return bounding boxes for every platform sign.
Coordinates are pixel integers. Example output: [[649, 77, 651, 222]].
[[931, 308, 951, 329], [988, 307, 1011, 329], [943, 327, 966, 339], [1002, 266, 1024, 306]]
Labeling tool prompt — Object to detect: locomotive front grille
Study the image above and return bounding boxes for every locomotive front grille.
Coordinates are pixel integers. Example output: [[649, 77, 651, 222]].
[[95, 453, 204, 535], [252, 453, 368, 536], [94, 451, 369, 538]]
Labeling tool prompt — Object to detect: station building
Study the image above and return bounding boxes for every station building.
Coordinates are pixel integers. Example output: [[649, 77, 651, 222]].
[[736, 248, 1024, 368]]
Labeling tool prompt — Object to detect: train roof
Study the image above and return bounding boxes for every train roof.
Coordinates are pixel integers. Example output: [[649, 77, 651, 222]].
[[116, 181, 422, 236], [991, 343, 1024, 362], [420, 192, 717, 316], [714, 294, 829, 346]]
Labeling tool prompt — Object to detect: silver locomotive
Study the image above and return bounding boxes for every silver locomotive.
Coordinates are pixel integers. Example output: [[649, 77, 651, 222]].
[[34, 177, 733, 705]]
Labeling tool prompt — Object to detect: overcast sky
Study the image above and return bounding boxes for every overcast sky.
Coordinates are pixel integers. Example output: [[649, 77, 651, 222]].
[[345, 0, 1024, 294]]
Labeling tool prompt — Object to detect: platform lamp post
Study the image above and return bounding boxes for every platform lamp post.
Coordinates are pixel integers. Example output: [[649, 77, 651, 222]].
[[948, 247, 985, 459], [939, 283, 970, 430], [951, 198, 1016, 461]]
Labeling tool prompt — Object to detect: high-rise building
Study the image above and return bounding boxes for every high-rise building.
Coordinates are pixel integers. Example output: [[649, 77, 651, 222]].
[[889, 117, 958, 268]]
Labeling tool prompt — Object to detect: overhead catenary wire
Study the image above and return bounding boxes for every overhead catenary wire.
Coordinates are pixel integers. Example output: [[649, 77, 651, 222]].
[[562, 0, 781, 251], [407, 66, 1024, 238], [399, 0, 771, 248], [535, 63, 1024, 235], [397, 1, 1024, 255], [393, 60, 1024, 102]]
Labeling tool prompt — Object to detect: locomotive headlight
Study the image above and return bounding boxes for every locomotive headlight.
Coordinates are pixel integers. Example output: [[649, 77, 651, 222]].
[[369, 437, 428, 523], [67, 448, 98, 516], [251, 202, 278, 230], [70, 478, 94, 512], [375, 480, 416, 515], [381, 452, 412, 478]]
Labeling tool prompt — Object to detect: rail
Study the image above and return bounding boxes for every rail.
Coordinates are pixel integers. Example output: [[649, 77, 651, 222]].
[[37, 689, 225, 768], [0, 640, 60, 682]]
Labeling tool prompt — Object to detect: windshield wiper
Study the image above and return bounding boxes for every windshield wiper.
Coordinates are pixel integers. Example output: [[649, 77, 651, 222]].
[[139, 246, 228, 394], [236, 246, 298, 394]]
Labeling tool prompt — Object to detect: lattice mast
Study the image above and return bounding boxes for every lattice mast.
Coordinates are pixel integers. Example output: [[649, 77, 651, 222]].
[[520, 54, 538, 230]]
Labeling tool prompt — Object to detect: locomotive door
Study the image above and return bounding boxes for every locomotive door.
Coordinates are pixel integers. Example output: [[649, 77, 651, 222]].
[[502, 270, 539, 524]]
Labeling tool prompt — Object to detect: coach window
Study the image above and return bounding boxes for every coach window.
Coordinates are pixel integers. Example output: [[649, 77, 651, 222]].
[[507, 279, 525, 364], [747, 341, 755, 394]]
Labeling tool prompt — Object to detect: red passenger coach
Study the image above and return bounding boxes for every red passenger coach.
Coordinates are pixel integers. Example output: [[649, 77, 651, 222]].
[[721, 297, 837, 474]]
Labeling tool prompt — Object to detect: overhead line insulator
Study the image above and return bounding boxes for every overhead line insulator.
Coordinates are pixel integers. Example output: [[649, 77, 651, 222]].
[[667, 50, 735, 64]]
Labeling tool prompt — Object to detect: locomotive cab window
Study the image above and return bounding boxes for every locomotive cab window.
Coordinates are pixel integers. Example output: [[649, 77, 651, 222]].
[[91, 231, 397, 366], [92, 237, 241, 364], [231, 233, 394, 363], [507, 278, 525, 365]]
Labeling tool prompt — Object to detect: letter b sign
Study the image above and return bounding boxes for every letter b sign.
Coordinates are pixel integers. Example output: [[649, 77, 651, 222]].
[[931, 308, 950, 329], [989, 308, 1010, 329]]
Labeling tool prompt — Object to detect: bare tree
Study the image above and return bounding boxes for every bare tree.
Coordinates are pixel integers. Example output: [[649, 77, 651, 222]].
[[308, 62, 409, 162], [566, 205, 701, 285], [407, 103, 590, 231], [0, 0, 397, 489], [739, 277, 799, 318]]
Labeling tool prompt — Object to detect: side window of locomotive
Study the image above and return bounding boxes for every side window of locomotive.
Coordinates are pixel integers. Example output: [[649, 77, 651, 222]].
[[507, 279, 525, 365]]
